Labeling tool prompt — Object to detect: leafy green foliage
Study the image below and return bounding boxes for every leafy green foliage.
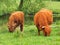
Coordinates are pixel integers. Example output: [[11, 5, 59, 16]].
[[0, 0, 20, 16], [0, 0, 60, 16], [44, 1, 60, 14], [22, 0, 44, 14]]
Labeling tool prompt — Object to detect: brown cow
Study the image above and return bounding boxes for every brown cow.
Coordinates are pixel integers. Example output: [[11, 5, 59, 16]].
[[8, 11, 24, 32], [34, 8, 53, 36]]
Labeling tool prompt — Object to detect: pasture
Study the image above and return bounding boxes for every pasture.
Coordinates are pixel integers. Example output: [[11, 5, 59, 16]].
[[0, 0, 60, 45], [0, 17, 60, 45]]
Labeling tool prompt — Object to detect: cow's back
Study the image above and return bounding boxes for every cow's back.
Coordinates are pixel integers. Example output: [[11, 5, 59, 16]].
[[9, 11, 24, 24], [34, 12, 40, 26], [40, 9, 53, 25]]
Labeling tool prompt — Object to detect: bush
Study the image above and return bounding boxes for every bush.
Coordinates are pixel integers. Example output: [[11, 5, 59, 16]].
[[0, 0, 20, 16], [22, 0, 45, 14], [0, 0, 60, 16], [44, 1, 60, 14], [0, 0, 45, 16]]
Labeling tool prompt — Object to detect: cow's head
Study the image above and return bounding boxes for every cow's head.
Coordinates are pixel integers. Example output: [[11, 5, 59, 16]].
[[7, 21, 17, 32], [42, 26, 51, 36]]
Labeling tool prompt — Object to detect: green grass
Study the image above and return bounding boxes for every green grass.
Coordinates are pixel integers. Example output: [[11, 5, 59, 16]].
[[0, 14, 60, 45], [0, 20, 60, 45]]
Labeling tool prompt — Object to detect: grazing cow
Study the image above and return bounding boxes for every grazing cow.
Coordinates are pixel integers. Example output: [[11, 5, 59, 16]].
[[34, 8, 53, 36], [8, 11, 24, 32]]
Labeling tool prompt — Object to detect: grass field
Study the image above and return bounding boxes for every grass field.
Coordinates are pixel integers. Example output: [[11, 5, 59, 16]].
[[0, 0, 60, 45], [0, 20, 60, 45]]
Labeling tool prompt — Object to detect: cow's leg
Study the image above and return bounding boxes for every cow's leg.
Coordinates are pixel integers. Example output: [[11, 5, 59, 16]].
[[36, 25, 40, 36], [20, 23, 23, 32], [38, 30, 40, 36]]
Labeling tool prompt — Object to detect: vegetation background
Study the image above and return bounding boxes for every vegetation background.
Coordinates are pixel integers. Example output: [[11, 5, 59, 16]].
[[0, 0, 60, 45]]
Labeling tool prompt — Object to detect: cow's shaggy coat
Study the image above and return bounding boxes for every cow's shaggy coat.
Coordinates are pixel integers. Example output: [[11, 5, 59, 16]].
[[34, 8, 53, 36], [8, 11, 24, 32]]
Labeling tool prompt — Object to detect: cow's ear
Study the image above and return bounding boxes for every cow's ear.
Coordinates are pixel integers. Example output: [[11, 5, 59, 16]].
[[42, 26, 45, 30]]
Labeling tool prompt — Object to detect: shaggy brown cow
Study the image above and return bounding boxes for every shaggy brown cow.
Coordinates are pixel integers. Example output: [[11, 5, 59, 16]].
[[34, 8, 53, 36], [8, 11, 24, 32], [40, 8, 53, 25]]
